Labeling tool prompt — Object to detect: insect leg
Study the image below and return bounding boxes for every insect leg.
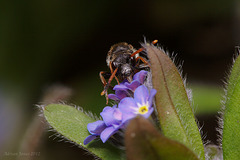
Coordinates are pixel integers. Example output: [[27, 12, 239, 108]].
[[99, 71, 108, 86], [131, 40, 158, 58], [136, 56, 149, 66], [101, 68, 118, 104], [109, 62, 120, 84]]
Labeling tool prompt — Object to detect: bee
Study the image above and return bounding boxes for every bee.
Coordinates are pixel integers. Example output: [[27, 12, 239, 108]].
[[100, 40, 158, 103]]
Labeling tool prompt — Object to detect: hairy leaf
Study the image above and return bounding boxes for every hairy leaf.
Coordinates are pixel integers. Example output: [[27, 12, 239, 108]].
[[43, 104, 123, 160], [146, 44, 205, 159], [222, 54, 240, 159]]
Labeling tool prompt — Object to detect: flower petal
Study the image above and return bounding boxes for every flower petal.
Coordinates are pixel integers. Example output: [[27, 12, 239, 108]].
[[101, 108, 114, 125], [142, 107, 154, 119], [112, 104, 117, 109], [83, 135, 97, 145], [125, 80, 141, 91], [87, 120, 106, 135], [108, 94, 120, 101], [113, 84, 129, 90], [133, 70, 148, 84], [100, 126, 117, 143], [102, 106, 113, 112], [113, 108, 122, 121], [134, 85, 149, 105], [119, 97, 138, 114], [115, 90, 130, 100], [101, 107, 122, 126]]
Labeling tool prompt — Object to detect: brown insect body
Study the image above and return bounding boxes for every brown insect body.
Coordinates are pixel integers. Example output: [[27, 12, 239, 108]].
[[106, 42, 138, 81], [100, 40, 158, 104]]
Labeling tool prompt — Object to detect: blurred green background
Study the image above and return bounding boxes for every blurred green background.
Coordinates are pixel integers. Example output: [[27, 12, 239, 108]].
[[0, 0, 238, 159]]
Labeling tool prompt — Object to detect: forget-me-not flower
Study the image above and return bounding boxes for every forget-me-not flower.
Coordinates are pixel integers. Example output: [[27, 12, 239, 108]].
[[108, 70, 148, 101], [84, 105, 123, 145], [118, 85, 156, 123]]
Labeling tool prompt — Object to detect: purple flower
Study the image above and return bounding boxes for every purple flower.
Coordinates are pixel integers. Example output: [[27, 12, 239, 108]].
[[84, 105, 123, 145], [108, 70, 148, 101], [100, 106, 122, 128], [84, 120, 106, 145], [119, 85, 157, 123], [108, 89, 130, 102], [84, 72, 157, 145]]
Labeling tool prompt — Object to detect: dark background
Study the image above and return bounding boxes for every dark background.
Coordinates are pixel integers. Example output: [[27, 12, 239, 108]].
[[0, 0, 239, 159]]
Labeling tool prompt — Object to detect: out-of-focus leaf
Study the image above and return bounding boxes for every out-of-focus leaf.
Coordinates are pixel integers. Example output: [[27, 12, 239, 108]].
[[146, 44, 205, 159], [222, 54, 240, 159], [191, 84, 222, 114], [125, 116, 199, 160], [43, 104, 123, 160]]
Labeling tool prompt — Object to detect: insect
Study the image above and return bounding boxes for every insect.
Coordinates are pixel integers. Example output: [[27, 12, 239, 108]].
[[100, 40, 158, 103]]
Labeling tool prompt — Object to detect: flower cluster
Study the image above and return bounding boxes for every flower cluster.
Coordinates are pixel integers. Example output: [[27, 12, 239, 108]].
[[84, 70, 156, 145], [108, 70, 148, 102]]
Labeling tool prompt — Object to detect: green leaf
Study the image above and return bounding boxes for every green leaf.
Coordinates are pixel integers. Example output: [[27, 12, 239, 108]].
[[222, 54, 240, 159], [125, 116, 199, 160], [146, 44, 205, 159], [43, 104, 123, 160], [191, 84, 222, 114]]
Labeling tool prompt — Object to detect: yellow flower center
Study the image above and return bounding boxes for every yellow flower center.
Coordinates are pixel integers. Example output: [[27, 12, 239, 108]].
[[138, 105, 148, 114]]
